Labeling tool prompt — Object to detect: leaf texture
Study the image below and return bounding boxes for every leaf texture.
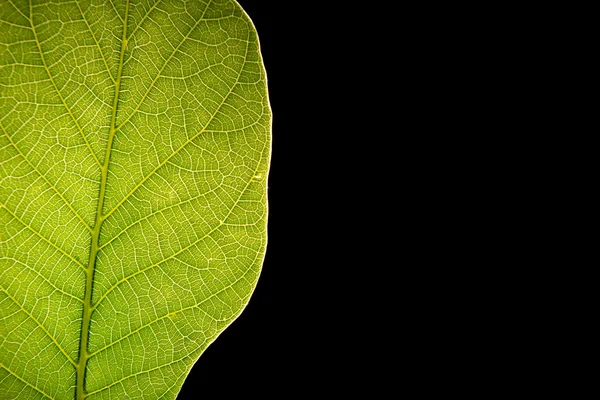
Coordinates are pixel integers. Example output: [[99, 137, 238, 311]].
[[0, 0, 271, 398]]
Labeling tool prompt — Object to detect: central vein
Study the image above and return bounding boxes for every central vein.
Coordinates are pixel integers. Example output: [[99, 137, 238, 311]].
[[76, 2, 129, 399]]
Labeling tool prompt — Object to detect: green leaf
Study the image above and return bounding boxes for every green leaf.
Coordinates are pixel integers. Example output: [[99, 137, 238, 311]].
[[0, 0, 270, 398]]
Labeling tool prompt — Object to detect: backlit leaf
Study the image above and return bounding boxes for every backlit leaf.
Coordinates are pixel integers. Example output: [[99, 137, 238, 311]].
[[0, 0, 270, 398]]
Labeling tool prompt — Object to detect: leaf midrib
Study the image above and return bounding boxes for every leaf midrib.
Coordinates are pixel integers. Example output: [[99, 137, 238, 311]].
[[76, 1, 130, 399]]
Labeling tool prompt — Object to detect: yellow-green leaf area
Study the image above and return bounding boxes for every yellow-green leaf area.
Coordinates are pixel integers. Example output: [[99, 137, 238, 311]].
[[0, 0, 270, 398]]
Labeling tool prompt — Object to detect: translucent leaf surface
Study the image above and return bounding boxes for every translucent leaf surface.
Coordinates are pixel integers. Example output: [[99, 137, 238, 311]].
[[0, 0, 270, 398]]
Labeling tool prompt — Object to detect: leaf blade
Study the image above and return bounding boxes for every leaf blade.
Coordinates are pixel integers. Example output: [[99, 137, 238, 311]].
[[0, 0, 270, 398]]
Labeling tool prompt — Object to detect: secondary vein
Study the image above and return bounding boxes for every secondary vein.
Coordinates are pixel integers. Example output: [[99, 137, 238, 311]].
[[0, 121, 93, 233], [28, 0, 102, 169]]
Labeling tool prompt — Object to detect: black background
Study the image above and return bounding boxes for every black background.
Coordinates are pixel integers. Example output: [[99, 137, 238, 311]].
[[177, 1, 321, 397]]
